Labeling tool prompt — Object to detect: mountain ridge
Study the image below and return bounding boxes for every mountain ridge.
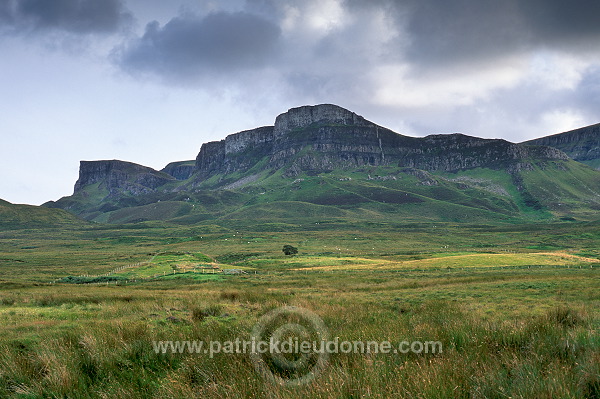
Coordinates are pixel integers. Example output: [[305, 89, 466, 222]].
[[43, 104, 600, 224], [187, 104, 567, 185], [523, 122, 600, 169]]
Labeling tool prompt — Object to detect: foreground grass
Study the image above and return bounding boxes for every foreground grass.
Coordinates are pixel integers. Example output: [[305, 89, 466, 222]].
[[0, 221, 599, 397], [0, 266, 598, 398]]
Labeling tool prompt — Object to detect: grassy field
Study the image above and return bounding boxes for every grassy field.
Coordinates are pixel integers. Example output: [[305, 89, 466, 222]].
[[0, 220, 599, 398]]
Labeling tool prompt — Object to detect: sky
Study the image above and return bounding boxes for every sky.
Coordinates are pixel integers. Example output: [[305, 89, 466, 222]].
[[1, 0, 600, 205]]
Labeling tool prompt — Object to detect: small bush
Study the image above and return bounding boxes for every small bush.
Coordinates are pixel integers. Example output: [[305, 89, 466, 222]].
[[282, 245, 298, 256], [194, 252, 213, 262]]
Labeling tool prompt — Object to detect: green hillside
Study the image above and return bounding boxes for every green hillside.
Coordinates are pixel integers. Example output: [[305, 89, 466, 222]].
[[0, 199, 85, 229], [51, 157, 600, 226]]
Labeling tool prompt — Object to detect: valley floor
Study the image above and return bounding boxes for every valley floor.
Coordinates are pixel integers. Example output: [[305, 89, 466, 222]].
[[0, 220, 598, 398]]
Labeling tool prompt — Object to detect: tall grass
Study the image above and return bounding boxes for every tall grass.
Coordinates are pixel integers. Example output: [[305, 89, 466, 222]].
[[0, 220, 599, 397], [0, 291, 597, 398]]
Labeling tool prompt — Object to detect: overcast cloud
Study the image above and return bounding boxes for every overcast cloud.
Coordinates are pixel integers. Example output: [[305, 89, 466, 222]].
[[0, 0, 132, 34], [115, 11, 281, 83], [1, 0, 599, 204]]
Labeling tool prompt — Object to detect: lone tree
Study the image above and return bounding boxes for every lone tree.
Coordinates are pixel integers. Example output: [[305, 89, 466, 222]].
[[282, 245, 298, 256]]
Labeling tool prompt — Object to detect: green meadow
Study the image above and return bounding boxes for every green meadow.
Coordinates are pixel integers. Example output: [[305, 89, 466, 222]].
[[0, 219, 599, 398]]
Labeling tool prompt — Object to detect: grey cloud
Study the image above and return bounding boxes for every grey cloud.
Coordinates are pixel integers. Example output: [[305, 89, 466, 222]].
[[402, 66, 600, 141], [242, 0, 600, 90], [518, 0, 600, 47], [0, 0, 12, 22], [1, 0, 132, 34], [569, 67, 600, 119], [111, 0, 600, 140], [390, 0, 600, 68], [248, 0, 600, 66], [115, 11, 281, 82], [402, 0, 525, 66]]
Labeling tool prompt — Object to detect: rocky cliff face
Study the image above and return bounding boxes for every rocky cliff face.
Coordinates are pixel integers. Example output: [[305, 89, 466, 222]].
[[402, 134, 568, 171], [193, 105, 399, 180], [191, 104, 568, 182], [193, 105, 377, 179], [524, 123, 600, 162], [74, 160, 175, 197], [195, 126, 275, 179], [161, 161, 195, 180], [273, 104, 372, 136], [69, 104, 573, 196]]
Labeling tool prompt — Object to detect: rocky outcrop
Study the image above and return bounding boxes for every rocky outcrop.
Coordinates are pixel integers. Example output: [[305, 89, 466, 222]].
[[195, 126, 275, 179], [193, 105, 412, 180], [523, 123, 600, 162], [74, 160, 175, 196], [273, 104, 372, 136], [161, 161, 195, 180], [193, 105, 389, 179], [399, 134, 568, 171], [225, 126, 274, 154]]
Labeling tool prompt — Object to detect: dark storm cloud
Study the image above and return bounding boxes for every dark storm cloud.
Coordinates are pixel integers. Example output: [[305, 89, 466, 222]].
[[108, 0, 599, 139], [391, 0, 600, 67], [242, 0, 600, 88], [115, 11, 281, 82], [0, 0, 14, 22], [401, 0, 525, 65], [517, 0, 600, 46], [0, 0, 131, 34], [110, 0, 600, 89]]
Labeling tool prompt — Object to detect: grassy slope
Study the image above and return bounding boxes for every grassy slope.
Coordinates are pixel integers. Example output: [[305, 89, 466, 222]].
[[518, 160, 600, 218], [0, 199, 85, 229], [67, 157, 600, 226], [210, 164, 556, 224]]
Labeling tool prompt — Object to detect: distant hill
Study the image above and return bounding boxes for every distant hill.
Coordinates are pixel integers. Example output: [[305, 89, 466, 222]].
[[0, 198, 84, 229], [523, 123, 600, 169], [44, 104, 600, 224]]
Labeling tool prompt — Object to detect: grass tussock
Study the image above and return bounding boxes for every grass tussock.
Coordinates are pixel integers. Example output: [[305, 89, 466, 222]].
[[543, 305, 587, 328], [191, 304, 224, 322]]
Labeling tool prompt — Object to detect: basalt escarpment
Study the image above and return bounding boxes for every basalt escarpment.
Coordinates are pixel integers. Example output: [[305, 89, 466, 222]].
[[74, 160, 175, 197], [59, 104, 575, 197], [406, 134, 568, 171], [193, 104, 382, 180], [524, 123, 600, 165], [273, 104, 372, 136], [195, 126, 275, 178], [191, 104, 567, 182], [67, 104, 572, 194]]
